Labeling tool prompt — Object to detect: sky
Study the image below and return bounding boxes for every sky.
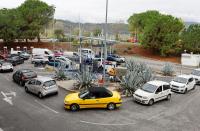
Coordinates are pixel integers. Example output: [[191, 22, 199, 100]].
[[0, 0, 200, 23]]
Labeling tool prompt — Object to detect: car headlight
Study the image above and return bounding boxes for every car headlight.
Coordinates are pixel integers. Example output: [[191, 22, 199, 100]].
[[143, 96, 148, 99], [180, 85, 185, 88]]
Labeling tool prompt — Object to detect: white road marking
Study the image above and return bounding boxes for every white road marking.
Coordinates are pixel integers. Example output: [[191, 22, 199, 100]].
[[1, 91, 16, 106], [0, 128, 3, 131], [34, 100, 59, 114], [80, 120, 136, 126]]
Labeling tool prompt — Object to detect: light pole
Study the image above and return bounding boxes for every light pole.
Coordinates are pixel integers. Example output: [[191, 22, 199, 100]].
[[79, 17, 82, 73], [103, 0, 108, 85]]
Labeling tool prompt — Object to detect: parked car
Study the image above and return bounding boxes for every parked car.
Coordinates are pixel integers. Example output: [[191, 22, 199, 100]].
[[13, 69, 37, 86], [64, 87, 122, 111], [31, 55, 49, 64], [190, 68, 200, 85], [0, 60, 13, 72], [6, 56, 24, 66], [170, 75, 196, 94], [54, 50, 64, 57], [107, 54, 125, 63], [25, 76, 58, 98], [20, 52, 30, 60], [56, 56, 72, 66], [48, 59, 61, 67], [133, 80, 172, 105]]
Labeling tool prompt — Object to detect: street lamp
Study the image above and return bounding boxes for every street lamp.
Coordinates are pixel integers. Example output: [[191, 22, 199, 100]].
[[103, 0, 109, 85]]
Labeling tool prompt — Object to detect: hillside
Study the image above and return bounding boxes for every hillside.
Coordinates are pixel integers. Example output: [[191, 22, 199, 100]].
[[53, 19, 129, 35]]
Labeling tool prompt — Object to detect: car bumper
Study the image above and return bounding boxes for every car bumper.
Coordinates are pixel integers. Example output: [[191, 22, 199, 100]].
[[42, 88, 58, 96], [64, 104, 71, 109], [171, 87, 185, 93], [133, 95, 149, 104]]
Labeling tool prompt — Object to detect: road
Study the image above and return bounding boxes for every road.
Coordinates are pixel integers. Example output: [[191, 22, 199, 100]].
[[125, 56, 195, 74], [0, 61, 200, 131]]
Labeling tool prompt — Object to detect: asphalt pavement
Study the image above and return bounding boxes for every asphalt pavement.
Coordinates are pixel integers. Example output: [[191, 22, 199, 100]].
[[0, 60, 200, 131]]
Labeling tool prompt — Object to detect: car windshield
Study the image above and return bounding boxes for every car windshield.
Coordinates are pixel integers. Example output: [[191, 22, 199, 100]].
[[23, 71, 36, 77], [191, 70, 200, 76], [173, 77, 188, 84], [78, 90, 89, 99], [141, 83, 158, 93], [43, 80, 56, 87]]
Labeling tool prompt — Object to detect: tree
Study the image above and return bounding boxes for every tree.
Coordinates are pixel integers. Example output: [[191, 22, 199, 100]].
[[128, 11, 184, 56], [0, 8, 20, 43], [18, 0, 55, 42], [93, 28, 101, 37], [54, 29, 64, 39], [181, 24, 200, 53]]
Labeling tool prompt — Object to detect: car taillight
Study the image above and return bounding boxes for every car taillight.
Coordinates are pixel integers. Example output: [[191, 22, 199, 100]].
[[22, 76, 27, 80]]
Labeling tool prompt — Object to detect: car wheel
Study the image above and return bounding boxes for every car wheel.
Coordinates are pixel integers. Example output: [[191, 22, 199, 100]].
[[166, 94, 171, 100], [38, 92, 43, 99], [25, 86, 29, 93], [70, 104, 79, 111], [148, 99, 154, 106], [107, 103, 116, 110], [19, 81, 24, 86], [183, 88, 188, 94]]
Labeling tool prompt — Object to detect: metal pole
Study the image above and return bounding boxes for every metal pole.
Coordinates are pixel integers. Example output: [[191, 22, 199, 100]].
[[103, 0, 108, 85], [79, 16, 82, 73], [52, 15, 56, 70]]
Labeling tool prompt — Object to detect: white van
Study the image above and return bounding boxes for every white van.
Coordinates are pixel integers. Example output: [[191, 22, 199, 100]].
[[78, 48, 95, 59], [32, 48, 53, 57]]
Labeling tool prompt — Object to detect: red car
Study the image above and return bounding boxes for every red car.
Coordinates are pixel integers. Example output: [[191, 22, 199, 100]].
[[54, 50, 63, 57]]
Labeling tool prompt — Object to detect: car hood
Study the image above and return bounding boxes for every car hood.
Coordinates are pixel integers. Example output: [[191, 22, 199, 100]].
[[134, 89, 153, 97], [170, 81, 186, 87], [190, 74, 200, 79], [64, 93, 80, 102]]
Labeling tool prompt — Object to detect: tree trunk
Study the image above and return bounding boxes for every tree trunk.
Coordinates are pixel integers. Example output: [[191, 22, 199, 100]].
[[37, 35, 40, 43], [26, 39, 28, 43]]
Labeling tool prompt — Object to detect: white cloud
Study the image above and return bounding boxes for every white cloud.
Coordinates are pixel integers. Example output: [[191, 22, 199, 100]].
[[0, 0, 200, 23]]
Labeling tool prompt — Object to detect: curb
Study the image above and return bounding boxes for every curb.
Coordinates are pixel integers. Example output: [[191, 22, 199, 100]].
[[58, 85, 77, 93]]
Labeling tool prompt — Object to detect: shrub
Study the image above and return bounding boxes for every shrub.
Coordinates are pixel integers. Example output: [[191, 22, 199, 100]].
[[127, 46, 132, 50], [120, 59, 153, 96], [161, 63, 174, 76]]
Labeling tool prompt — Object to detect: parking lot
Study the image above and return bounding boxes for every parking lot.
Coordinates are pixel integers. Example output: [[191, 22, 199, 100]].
[[0, 60, 200, 131]]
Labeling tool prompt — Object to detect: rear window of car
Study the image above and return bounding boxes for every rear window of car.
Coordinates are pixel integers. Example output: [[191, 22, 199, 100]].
[[43, 80, 56, 87], [22, 71, 36, 77]]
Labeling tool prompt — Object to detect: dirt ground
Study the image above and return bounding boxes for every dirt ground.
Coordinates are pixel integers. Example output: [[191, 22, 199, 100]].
[[113, 43, 181, 64]]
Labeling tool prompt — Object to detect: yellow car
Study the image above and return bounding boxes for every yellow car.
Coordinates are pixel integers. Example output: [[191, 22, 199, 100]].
[[64, 87, 122, 111]]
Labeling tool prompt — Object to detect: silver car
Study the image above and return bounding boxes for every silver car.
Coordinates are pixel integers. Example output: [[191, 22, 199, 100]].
[[25, 76, 58, 98]]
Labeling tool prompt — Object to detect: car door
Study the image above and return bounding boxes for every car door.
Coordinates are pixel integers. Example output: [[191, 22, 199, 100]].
[[154, 86, 163, 102], [34, 80, 42, 94], [80, 92, 98, 109], [27, 79, 36, 93], [187, 78, 195, 90], [163, 84, 171, 99]]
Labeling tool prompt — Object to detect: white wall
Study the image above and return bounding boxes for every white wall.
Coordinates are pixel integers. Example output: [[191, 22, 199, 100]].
[[181, 53, 200, 67]]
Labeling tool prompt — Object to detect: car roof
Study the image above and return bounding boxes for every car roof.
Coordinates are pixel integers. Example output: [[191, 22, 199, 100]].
[[148, 80, 169, 86], [34, 76, 54, 83], [88, 87, 109, 93], [19, 69, 34, 73], [177, 74, 192, 79]]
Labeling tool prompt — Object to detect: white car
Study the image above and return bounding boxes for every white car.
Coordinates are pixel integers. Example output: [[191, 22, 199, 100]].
[[170, 75, 196, 94], [56, 56, 72, 65], [0, 61, 13, 72], [31, 55, 49, 64], [190, 68, 200, 85], [133, 80, 171, 105]]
